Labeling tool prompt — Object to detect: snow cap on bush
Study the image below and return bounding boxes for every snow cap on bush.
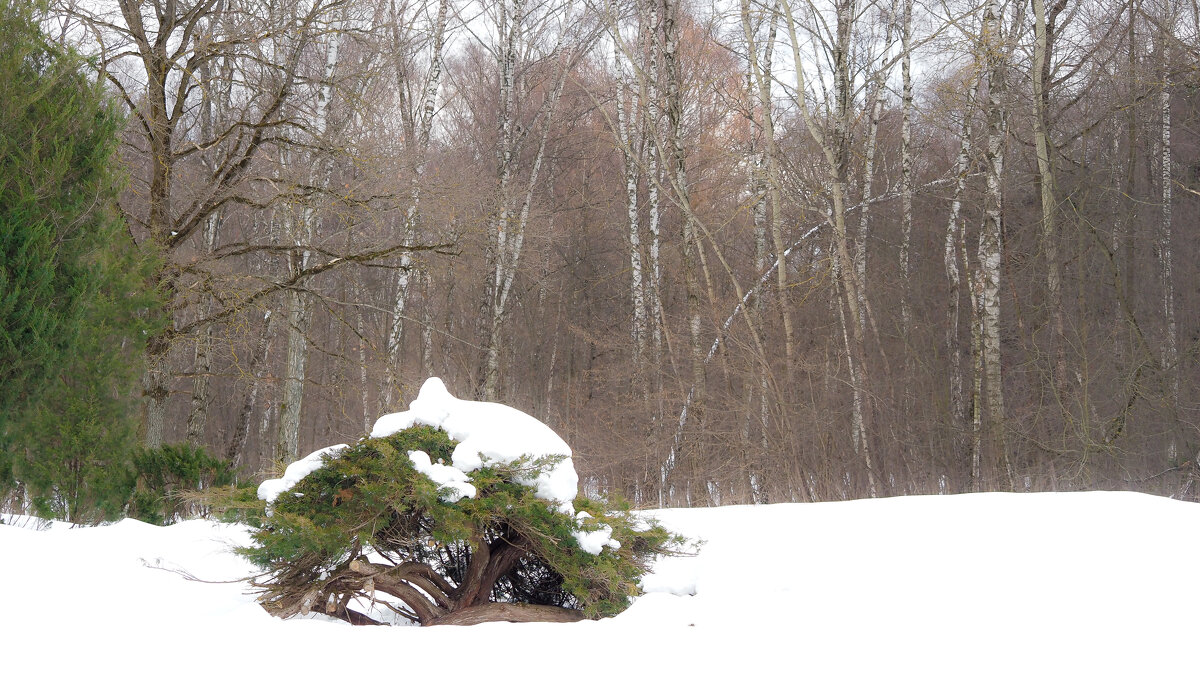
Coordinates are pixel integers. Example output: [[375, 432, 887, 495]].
[[257, 444, 347, 503], [371, 377, 580, 514]]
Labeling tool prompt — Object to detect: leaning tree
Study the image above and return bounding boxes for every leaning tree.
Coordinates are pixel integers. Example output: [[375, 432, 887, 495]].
[[225, 378, 682, 626]]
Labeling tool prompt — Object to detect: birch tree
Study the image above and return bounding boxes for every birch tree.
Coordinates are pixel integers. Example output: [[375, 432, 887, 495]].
[[740, 0, 793, 372], [1031, 0, 1067, 397], [1157, 28, 1177, 463], [609, 0, 668, 391], [945, 69, 978, 487], [381, 0, 451, 410], [977, 0, 1009, 484], [477, 0, 592, 400], [898, 0, 915, 405], [780, 0, 879, 495], [274, 11, 347, 463], [658, 0, 706, 417], [614, 45, 650, 368], [855, 3, 898, 338]]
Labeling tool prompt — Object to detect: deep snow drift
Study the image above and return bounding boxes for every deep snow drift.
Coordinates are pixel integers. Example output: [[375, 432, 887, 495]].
[[3, 491, 1199, 673]]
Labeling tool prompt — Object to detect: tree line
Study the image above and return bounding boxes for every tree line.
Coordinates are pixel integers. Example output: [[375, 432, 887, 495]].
[[2, 0, 1197, 519]]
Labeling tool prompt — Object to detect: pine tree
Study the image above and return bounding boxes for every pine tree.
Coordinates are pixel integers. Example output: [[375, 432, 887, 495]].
[[220, 425, 682, 626], [0, 2, 161, 521]]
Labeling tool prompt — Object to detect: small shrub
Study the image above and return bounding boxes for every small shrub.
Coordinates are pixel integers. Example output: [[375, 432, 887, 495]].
[[129, 444, 234, 525], [225, 425, 683, 626]]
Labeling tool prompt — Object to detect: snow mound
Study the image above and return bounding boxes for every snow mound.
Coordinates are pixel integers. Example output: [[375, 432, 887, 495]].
[[371, 377, 580, 513]]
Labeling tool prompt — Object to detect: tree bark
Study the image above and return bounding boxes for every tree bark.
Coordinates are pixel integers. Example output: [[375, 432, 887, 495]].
[[1032, 0, 1066, 397], [899, 0, 915, 413], [740, 0, 792, 373], [979, 0, 1009, 484], [482, 54, 570, 399], [1158, 39, 1177, 463], [946, 75, 977, 487], [87, 0, 326, 448], [383, 0, 450, 409], [780, 0, 877, 495], [615, 51, 648, 367], [227, 309, 274, 468], [856, 15, 896, 337], [661, 0, 704, 399], [276, 21, 342, 463], [425, 603, 585, 626], [185, 37, 227, 447]]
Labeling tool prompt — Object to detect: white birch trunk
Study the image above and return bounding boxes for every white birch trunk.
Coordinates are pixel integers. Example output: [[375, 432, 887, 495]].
[[420, 270, 435, 378], [383, 0, 450, 409], [616, 53, 648, 366], [741, 0, 792, 369], [856, 14, 896, 335], [856, 92, 883, 336], [185, 211, 220, 446], [656, 0, 708, 502], [1159, 45, 1177, 463], [946, 77, 977, 476], [482, 49, 569, 399], [979, 0, 1007, 479], [970, 267, 985, 488], [661, 0, 705, 403], [780, 0, 876, 495], [899, 0, 915, 403], [646, 34, 666, 378], [275, 25, 341, 463], [478, 0, 520, 399], [632, 3, 666, 378], [835, 0, 876, 496]]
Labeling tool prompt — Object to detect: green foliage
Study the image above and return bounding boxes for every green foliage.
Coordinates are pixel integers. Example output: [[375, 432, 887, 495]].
[[203, 484, 269, 529], [128, 444, 235, 525], [16, 384, 140, 522], [0, 2, 162, 521], [223, 426, 683, 625]]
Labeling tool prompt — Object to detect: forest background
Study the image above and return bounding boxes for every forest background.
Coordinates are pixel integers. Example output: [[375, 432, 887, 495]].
[[3, 0, 1198, 520]]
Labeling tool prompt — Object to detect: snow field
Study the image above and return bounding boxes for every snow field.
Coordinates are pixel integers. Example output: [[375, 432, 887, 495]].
[[2, 491, 1198, 673]]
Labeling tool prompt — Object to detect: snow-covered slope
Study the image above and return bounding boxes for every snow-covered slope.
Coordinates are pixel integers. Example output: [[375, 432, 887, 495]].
[[2, 491, 1197, 673]]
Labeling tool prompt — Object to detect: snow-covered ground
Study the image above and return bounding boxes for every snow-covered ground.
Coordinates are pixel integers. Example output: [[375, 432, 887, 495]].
[[2, 491, 1197, 673]]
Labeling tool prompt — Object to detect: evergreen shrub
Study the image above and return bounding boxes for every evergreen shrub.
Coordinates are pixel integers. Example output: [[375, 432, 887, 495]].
[[129, 444, 235, 525], [222, 425, 683, 626], [0, 1, 161, 521]]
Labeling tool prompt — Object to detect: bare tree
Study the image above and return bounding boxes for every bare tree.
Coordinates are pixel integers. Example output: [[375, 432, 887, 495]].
[[780, 0, 879, 495], [381, 0, 452, 410]]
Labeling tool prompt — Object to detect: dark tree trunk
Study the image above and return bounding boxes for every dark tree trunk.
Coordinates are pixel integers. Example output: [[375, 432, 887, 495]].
[[424, 603, 585, 626]]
